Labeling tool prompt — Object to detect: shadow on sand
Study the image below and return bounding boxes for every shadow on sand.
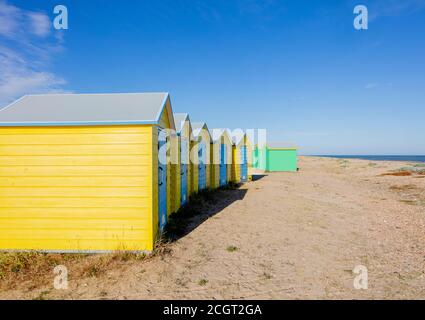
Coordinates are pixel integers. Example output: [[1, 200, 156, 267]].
[[251, 174, 267, 181], [164, 185, 248, 242]]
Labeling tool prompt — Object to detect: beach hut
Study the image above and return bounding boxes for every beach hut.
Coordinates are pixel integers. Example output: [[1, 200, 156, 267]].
[[211, 129, 233, 187], [265, 143, 298, 172], [189, 137, 199, 195], [173, 113, 192, 206], [169, 131, 180, 214], [225, 130, 234, 184], [192, 122, 212, 190], [231, 133, 253, 183], [254, 143, 298, 172], [210, 141, 219, 189], [0, 93, 175, 252]]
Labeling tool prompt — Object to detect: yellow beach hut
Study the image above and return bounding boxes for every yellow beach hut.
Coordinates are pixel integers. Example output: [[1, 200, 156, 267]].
[[211, 129, 233, 187], [169, 130, 180, 215], [231, 132, 253, 183], [173, 113, 192, 205], [0, 93, 175, 253], [192, 122, 212, 190], [189, 134, 199, 196]]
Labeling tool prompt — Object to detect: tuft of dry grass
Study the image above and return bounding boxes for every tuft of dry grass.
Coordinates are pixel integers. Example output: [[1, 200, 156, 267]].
[[198, 278, 208, 286], [399, 200, 417, 205], [389, 184, 417, 191], [382, 166, 425, 177], [152, 236, 173, 258], [0, 252, 87, 290], [262, 272, 273, 280], [0, 250, 149, 291], [337, 159, 349, 168], [381, 171, 412, 177], [226, 246, 239, 252]]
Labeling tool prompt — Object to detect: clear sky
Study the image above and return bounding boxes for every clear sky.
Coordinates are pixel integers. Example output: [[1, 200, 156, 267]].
[[1, 0, 424, 154]]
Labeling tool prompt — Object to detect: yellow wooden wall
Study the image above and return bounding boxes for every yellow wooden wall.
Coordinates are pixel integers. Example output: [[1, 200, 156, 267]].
[[232, 145, 241, 183], [159, 108, 171, 131], [180, 121, 192, 200], [232, 136, 251, 183], [176, 136, 181, 211], [180, 136, 190, 202], [231, 135, 253, 183], [169, 134, 181, 214], [210, 135, 233, 188], [246, 136, 253, 181], [190, 140, 198, 195], [222, 134, 233, 184], [226, 165, 232, 183], [210, 137, 227, 189], [0, 125, 156, 252], [210, 142, 220, 189]]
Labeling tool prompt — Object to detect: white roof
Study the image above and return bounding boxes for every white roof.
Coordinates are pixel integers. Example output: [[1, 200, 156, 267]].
[[173, 113, 190, 133], [191, 122, 211, 140], [0, 93, 170, 126], [230, 131, 246, 145], [211, 128, 232, 143]]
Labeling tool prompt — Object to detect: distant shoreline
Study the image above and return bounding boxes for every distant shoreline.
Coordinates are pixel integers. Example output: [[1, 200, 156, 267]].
[[304, 155, 425, 163]]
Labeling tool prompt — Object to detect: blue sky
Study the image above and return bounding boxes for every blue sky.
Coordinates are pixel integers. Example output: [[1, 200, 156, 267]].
[[1, 0, 424, 154]]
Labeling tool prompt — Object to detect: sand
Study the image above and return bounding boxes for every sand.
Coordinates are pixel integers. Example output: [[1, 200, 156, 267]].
[[1, 156, 424, 299]]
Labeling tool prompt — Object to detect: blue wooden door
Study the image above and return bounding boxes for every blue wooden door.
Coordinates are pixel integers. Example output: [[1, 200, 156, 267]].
[[198, 142, 206, 190], [180, 139, 188, 205], [220, 144, 227, 187], [240, 146, 248, 182], [158, 130, 167, 232]]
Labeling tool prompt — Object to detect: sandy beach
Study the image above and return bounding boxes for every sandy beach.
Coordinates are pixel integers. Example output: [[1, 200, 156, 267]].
[[1, 156, 424, 300]]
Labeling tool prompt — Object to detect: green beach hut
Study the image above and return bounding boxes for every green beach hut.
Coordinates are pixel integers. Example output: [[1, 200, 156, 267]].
[[254, 143, 298, 172]]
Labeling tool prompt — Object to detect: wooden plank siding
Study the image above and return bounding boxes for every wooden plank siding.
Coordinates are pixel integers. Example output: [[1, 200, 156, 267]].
[[169, 134, 181, 214], [190, 140, 198, 195], [246, 136, 253, 181], [221, 132, 233, 184], [210, 142, 220, 189], [157, 106, 174, 219], [232, 144, 241, 183], [197, 129, 211, 189], [151, 126, 159, 245], [0, 125, 155, 252]]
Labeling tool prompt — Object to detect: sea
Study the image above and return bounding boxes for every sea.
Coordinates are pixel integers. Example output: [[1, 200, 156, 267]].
[[316, 155, 425, 163]]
